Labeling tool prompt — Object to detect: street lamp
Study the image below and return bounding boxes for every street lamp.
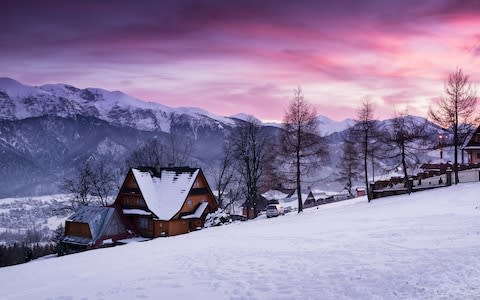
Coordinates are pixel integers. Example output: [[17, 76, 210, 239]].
[[438, 134, 445, 160]]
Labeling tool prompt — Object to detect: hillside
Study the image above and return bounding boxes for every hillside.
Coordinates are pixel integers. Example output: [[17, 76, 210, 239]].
[[1, 183, 480, 299]]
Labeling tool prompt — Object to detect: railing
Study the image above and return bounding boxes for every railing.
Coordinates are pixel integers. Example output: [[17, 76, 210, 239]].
[[371, 168, 480, 199]]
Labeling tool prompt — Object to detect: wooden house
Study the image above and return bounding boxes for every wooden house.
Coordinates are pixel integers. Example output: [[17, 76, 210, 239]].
[[463, 126, 480, 164], [114, 167, 218, 237], [61, 206, 128, 252]]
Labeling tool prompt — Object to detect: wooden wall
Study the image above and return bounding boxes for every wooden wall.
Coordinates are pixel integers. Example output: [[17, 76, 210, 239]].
[[65, 222, 92, 238], [167, 220, 190, 236]]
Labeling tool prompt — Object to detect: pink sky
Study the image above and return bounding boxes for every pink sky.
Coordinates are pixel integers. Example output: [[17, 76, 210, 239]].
[[1, 1, 480, 121]]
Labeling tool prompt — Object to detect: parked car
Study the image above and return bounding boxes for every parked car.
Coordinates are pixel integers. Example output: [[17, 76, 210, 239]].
[[266, 204, 285, 218]]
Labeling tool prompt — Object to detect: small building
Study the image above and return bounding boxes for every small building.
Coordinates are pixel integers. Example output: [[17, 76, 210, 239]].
[[463, 126, 480, 164], [242, 195, 268, 219], [61, 206, 128, 252], [303, 191, 317, 208], [356, 187, 366, 197], [114, 167, 218, 237]]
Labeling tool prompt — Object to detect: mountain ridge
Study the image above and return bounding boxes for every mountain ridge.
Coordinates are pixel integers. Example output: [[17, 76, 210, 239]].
[[0, 77, 354, 135]]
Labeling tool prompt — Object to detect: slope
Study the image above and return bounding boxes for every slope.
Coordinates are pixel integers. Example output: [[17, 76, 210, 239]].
[[1, 183, 480, 299]]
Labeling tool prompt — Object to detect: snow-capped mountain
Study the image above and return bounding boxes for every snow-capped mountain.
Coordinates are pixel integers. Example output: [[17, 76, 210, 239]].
[[0, 77, 354, 135], [316, 115, 356, 135], [0, 77, 237, 132]]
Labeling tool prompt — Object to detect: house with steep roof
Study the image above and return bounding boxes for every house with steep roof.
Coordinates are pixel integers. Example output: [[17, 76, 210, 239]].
[[463, 125, 480, 164], [61, 206, 128, 252], [113, 167, 218, 237]]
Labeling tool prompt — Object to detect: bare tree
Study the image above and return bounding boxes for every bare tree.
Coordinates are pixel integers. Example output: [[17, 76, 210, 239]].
[[61, 158, 119, 208], [168, 131, 193, 166], [211, 140, 236, 209], [167, 113, 194, 166], [352, 98, 377, 202], [383, 112, 430, 192], [60, 161, 94, 209], [429, 68, 478, 183], [337, 131, 362, 197], [232, 118, 268, 217], [89, 159, 118, 206], [125, 138, 164, 168], [281, 87, 328, 213]]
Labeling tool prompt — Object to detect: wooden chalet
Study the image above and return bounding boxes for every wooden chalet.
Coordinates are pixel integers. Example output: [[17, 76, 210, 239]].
[[114, 167, 218, 237], [463, 125, 480, 164], [61, 206, 128, 252]]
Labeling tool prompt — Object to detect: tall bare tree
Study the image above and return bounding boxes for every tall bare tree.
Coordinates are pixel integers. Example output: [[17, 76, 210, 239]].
[[232, 118, 268, 217], [281, 87, 328, 213], [337, 131, 362, 197], [429, 68, 477, 183], [384, 112, 430, 192], [352, 98, 377, 202]]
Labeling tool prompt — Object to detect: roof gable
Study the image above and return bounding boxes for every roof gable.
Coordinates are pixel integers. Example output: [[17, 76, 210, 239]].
[[463, 125, 480, 149], [131, 167, 200, 220]]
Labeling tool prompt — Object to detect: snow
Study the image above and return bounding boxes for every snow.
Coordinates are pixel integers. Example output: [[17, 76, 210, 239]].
[[181, 202, 208, 219], [131, 168, 199, 220], [316, 115, 356, 135], [0, 77, 45, 98], [262, 189, 289, 200], [3, 183, 480, 298], [122, 209, 152, 216], [116, 237, 150, 244], [228, 113, 261, 123]]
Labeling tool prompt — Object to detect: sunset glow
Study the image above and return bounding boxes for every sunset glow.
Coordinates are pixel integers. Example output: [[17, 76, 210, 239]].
[[2, 1, 480, 121]]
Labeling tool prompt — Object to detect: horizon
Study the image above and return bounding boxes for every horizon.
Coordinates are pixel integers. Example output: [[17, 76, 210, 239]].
[[2, 1, 480, 121], [1, 76, 435, 123]]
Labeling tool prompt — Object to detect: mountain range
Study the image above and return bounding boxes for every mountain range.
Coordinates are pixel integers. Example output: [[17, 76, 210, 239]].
[[0, 77, 442, 198]]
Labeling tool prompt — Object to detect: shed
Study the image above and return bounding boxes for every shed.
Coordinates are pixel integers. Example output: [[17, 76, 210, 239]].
[[62, 206, 128, 251]]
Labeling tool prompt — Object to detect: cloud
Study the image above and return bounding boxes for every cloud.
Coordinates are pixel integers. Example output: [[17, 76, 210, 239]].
[[1, 1, 480, 120]]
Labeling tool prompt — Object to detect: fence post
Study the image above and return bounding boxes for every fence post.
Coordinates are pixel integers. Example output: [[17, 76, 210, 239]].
[[370, 183, 376, 200]]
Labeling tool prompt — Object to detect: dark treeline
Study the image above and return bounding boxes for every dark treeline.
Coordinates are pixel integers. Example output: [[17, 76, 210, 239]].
[[0, 243, 57, 268], [0, 225, 63, 268]]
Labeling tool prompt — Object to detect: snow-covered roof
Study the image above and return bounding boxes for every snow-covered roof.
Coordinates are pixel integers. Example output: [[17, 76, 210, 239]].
[[262, 190, 289, 200], [181, 202, 209, 219], [132, 168, 200, 220], [122, 209, 152, 216], [64, 206, 115, 245]]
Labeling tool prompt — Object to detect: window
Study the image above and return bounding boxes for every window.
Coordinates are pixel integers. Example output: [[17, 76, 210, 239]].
[[138, 218, 149, 229]]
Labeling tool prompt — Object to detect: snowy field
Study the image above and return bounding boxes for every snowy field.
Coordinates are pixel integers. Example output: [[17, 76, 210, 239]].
[[2, 183, 480, 299]]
